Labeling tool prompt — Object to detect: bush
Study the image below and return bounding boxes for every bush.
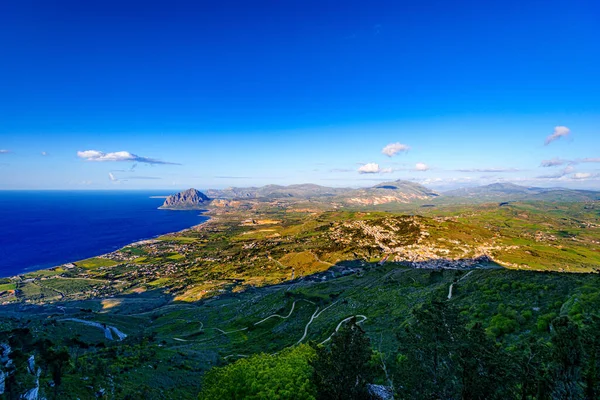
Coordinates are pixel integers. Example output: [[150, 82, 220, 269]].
[[198, 344, 316, 400]]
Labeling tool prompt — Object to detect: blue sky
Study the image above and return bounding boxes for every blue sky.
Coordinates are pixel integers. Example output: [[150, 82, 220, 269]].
[[1, 0, 599, 191]]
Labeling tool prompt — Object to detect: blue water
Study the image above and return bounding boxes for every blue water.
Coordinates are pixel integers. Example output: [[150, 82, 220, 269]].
[[0, 191, 208, 277]]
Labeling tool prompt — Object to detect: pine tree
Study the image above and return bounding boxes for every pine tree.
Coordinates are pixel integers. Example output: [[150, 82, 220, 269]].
[[311, 318, 373, 400], [550, 316, 585, 400]]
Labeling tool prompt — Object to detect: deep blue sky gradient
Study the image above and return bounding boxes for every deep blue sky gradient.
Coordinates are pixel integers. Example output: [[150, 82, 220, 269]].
[[1, 0, 599, 190]]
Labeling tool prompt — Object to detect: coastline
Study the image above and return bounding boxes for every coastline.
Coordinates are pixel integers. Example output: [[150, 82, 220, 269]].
[[4, 210, 211, 280]]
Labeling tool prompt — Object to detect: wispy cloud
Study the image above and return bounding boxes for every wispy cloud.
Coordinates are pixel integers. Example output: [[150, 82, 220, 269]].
[[214, 176, 253, 179], [414, 162, 430, 171], [456, 167, 519, 173], [540, 157, 599, 167], [535, 165, 600, 181], [540, 158, 570, 167], [381, 142, 410, 157], [78, 150, 179, 165], [109, 172, 161, 182], [537, 165, 575, 179], [544, 126, 570, 145], [358, 163, 381, 174], [0, 150, 11, 154], [329, 168, 353, 173], [580, 158, 600, 163], [41, 151, 49, 156]]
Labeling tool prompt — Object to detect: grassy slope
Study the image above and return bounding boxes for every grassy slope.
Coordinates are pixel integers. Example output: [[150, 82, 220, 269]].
[[1, 201, 599, 398]]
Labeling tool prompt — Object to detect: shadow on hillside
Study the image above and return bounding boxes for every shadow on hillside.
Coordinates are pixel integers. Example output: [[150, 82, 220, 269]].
[[0, 254, 508, 342]]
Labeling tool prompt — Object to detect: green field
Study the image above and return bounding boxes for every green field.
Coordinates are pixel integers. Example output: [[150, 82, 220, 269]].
[[75, 257, 119, 269]]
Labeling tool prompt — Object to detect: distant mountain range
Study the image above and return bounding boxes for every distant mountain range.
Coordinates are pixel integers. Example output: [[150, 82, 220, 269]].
[[162, 181, 600, 209], [206, 180, 439, 205], [442, 183, 600, 203]]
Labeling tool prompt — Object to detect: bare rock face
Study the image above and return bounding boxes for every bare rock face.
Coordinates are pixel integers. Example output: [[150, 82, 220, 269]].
[[160, 189, 210, 209]]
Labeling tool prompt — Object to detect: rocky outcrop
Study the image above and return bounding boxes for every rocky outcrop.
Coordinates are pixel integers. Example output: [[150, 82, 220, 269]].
[[160, 188, 210, 209], [0, 343, 10, 395], [367, 384, 394, 399]]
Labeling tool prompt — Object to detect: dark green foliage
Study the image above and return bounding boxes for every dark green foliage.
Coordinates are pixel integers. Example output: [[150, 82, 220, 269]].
[[510, 338, 553, 400], [456, 323, 514, 399], [550, 316, 585, 400], [395, 301, 513, 399], [311, 318, 374, 400], [582, 315, 600, 399], [197, 344, 316, 400], [42, 347, 71, 387], [395, 301, 463, 399]]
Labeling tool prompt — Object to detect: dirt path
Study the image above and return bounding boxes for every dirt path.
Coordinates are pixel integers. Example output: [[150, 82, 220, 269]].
[[61, 318, 127, 341], [253, 299, 315, 326], [319, 315, 367, 345], [311, 251, 334, 266], [296, 301, 339, 345], [447, 270, 475, 300]]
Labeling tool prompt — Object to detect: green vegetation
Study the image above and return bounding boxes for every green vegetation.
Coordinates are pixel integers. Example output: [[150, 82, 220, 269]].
[[0, 283, 16, 291], [198, 345, 316, 400], [75, 257, 118, 269], [1, 200, 600, 398]]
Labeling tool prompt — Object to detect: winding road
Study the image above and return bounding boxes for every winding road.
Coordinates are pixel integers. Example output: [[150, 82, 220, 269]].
[[61, 318, 127, 341], [253, 299, 315, 326], [447, 270, 475, 300], [319, 315, 367, 345], [296, 301, 339, 345]]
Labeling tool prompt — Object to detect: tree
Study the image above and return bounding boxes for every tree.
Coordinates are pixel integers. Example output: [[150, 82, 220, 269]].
[[198, 344, 316, 400], [311, 318, 373, 400], [511, 337, 553, 400], [395, 300, 463, 399], [550, 316, 585, 400], [395, 301, 515, 399], [582, 315, 600, 399], [456, 322, 514, 399]]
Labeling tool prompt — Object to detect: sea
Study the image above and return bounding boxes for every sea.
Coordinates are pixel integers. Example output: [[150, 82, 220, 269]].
[[0, 191, 208, 278]]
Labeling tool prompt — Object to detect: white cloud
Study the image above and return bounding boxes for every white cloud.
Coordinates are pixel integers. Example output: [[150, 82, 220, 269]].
[[414, 162, 429, 171], [381, 142, 410, 157], [109, 172, 118, 182], [380, 167, 393, 174], [41, 151, 48, 156], [358, 163, 381, 174], [544, 126, 570, 145], [572, 172, 593, 180], [0, 150, 11, 154], [77, 150, 179, 165]]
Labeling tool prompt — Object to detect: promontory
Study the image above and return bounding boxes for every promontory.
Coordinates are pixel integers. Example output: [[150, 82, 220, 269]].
[[159, 188, 210, 209]]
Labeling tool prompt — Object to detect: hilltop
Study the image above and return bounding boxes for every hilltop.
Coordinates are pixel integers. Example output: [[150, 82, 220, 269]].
[[160, 188, 210, 209]]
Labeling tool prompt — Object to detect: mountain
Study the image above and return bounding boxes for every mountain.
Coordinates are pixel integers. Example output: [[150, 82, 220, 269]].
[[206, 180, 438, 205], [442, 183, 600, 202], [337, 179, 439, 205], [206, 184, 348, 199], [160, 188, 210, 209]]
